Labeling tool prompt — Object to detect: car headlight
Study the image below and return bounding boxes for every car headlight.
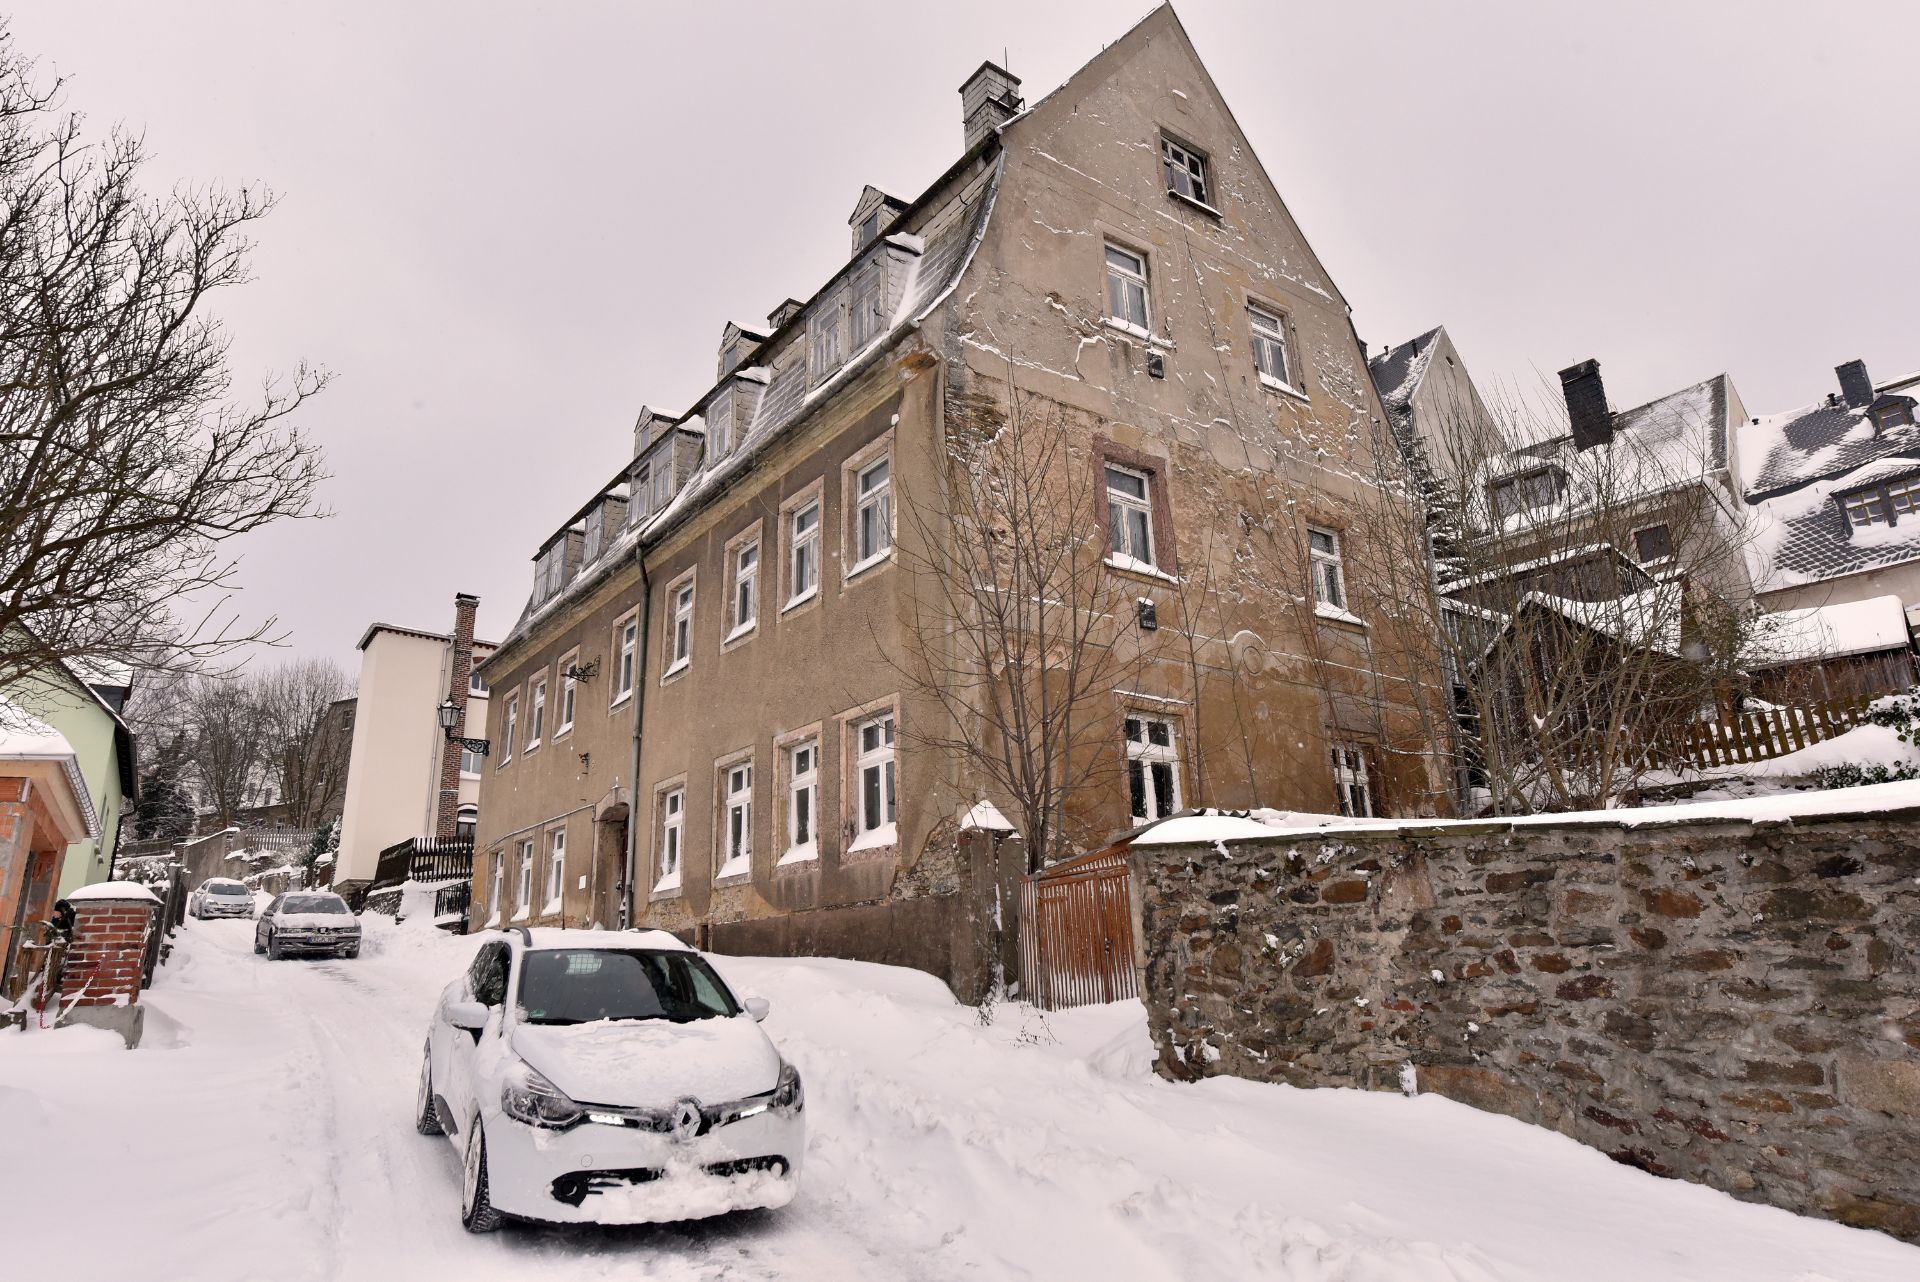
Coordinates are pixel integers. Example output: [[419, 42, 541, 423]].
[[771, 1061, 803, 1117], [500, 1061, 584, 1130]]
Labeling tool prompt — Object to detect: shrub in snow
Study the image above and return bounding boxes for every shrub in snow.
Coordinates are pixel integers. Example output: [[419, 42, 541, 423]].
[[1811, 761, 1920, 790], [1866, 693, 1920, 743]]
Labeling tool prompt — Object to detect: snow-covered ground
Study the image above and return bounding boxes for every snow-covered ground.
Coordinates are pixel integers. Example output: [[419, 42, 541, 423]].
[[4, 916, 1916, 1282]]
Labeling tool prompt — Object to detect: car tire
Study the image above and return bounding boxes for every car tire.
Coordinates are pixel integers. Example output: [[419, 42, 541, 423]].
[[253, 933, 265, 955], [343, 945, 360, 960], [415, 1046, 444, 1136], [461, 1124, 505, 1233], [267, 933, 283, 961]]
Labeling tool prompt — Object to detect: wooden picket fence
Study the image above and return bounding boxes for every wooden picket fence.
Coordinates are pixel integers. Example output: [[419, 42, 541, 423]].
[[1674, 695, 1873, 769], [1018, 847, 1139, 1011]]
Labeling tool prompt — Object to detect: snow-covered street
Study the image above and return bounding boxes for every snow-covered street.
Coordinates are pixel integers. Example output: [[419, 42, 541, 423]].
[[4, 916, 1917, 1282]]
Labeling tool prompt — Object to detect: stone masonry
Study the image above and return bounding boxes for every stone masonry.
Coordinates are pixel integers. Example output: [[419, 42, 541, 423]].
[[1133, 804, 1920, 1241]]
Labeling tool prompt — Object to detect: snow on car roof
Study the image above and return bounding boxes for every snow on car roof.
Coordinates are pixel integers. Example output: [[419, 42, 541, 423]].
[[497, 926, 692, 953]]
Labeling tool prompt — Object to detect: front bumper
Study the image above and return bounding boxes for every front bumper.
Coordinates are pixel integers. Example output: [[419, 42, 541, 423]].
[[480, 1101, 804, 1225], [273, 932, 358, 954], [201, 903, 254, 918]]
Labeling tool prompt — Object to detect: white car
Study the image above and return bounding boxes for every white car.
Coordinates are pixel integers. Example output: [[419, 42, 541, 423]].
[[416, 927, 804, 1232], [190, 877, 255, 919]]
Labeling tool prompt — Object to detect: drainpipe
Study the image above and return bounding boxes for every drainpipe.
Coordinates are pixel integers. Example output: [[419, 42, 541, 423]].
[[621, 544, 651, 930]]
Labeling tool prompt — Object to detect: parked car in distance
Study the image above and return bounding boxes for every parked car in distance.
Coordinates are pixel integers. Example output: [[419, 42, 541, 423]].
[[416, 927, 804, 1232], [254, 891, 360, 960], [189, 877, 256, 919]]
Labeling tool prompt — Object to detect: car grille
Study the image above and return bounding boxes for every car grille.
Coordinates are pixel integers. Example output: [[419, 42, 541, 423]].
[[549, 1156, 790, 1207]]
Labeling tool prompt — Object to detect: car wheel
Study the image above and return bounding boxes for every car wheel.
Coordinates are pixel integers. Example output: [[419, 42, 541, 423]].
[[415, 1045, 444, 1135], [267, 933, 283, 961], [461, 1123, 505, 1233], [253, 932, 265, 955]]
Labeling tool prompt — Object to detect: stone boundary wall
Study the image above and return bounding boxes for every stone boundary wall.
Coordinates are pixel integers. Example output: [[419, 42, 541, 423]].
[[1133, 806, 1920, 1240]]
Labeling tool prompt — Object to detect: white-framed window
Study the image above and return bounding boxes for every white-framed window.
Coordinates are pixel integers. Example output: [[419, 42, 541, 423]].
[[789, 500, 821, 606], [545, 828, 566, 914], [1309, 527, 1347, 613], [631, 461, 652, 520], [1633, 523, 1674, 564], [1104, 244, 1150, 333], [649, 456, 672, 513], [730, 540, 759, 638], [1161, 136, 1210, 206], [850, 264, 884, 348], [469, 669, 488, 695], [708, 387, 733, 458], [718, 762, 753, 879], [526, 676, 546, 750], [656, 787, 684, 892], [1888, 478, 1920, 521], [1125, 715, 1181, 822], [460, 746, 484, 777], [1106, 465, 1155, 567], [783, 739, 819, 863], [812, 293, 846, 382], [583, 505, 605, 563], [1331, 742, 1374, 817], [852, 714, 897, 848], [457, 806, 478, 841], [1249, 305, 1293, 390], [488, 850, 504, 920], [614, 615, 638, 703], [1490, 468, 1562, 520], [557, 656, 577, 735], [515, 839, 534, 919], [854, 457, 894, 568], [501, 694, 518, 765], [667, 578, 695, 675], [1844, 488, 1890, 529]]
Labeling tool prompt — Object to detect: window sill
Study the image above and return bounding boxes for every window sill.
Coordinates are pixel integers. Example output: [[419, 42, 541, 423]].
[[541, 899, 561, 916], [510, 909, 530, 923], [776, 843, 819, 868], [846, 549, 894, 582], [847, 822, 898, 856], [1258, 373, 1310, 403], [460, 771, 481, 781], [1313, 603, 1368, 628], [609, 690, 634, 711], [1102, 318, 1157, 344], [1104, 554, 1179, 584], [713, 857, 752, 884], [781, 587, 820, 615], [523, 740, 541, 755], [661, 658, 690, 682], [723, 620, 757, 646], [554, 724, 574, 740], [1167, 188, 1223, 220], [650, 876, 682, 901]]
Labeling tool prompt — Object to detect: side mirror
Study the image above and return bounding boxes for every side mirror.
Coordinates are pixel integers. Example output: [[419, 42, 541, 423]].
[[446, 1000, 490, 1032], [744, 996, 770, 1022]]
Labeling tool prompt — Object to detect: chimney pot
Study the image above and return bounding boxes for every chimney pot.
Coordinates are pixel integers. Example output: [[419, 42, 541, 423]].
[[1837, 359, 1874, 409], [959, 60, 1022, 151], [1559, 359, 1614, 451]]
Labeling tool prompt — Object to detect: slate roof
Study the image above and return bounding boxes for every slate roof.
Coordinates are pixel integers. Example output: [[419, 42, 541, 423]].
[[1366, 325, 1444, 443], [1739, 393, 1920, 499]]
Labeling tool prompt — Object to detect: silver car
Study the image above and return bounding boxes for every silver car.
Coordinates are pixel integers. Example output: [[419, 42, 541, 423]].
[[190, 877, 256, 919], [254, 891, 361, 960]]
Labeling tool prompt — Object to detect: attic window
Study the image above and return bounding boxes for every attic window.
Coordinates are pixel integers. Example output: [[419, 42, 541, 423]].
[[1632, 523, 1673, 564], [1161, 136, 1210, 207], [708, 387, 733, 458], [1843, 486, 1893, 529], [1873, 402, 1914, 432], [857, 211, 881, 248], [1490, 467, 1563, 520]]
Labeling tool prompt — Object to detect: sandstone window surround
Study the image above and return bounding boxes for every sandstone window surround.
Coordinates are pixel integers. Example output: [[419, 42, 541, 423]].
[[775, 722, 826, 868], [611, 609, 639, 707], [1309, 526, 1360, 625], [781, 479, 826, 615], [652, 780, 686, 898], [844, 432, 896, 582], [1160, 134, 1220, 218], [846, 699, 899, 857], [487, 849, 504, 922], [514, 838, 535, 921], [554, 648, 578, 738], [499, 692, 519, 767], [715, 752, 755, 884], [1125, 713, 1183, 823], [544, 826, 566, 916], [1330, 740, 1375, 817], [1103, 242, 1152, 338], [1094, 438, 1179, 581], [526, 673, 547, 753], [723, 522, 763, 649], [663, 570, 696, 681], [1247, 301, 1304, 399]]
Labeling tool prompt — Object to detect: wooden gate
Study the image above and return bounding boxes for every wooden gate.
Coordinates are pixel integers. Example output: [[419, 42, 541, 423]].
[[1018, 847, 1139, 1010]]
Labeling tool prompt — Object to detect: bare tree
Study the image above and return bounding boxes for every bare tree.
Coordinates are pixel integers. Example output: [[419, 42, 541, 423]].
[[891, 375, 1152, 869], [254, 657, 350, 827], [182, 673, 269, 830], [0, 26, 325, 699]]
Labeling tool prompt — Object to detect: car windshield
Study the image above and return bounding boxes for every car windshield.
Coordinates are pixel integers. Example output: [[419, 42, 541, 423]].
[[211, 884, 250, 896], [516, 949, 739, 1026], [281, 895, 347, 915]]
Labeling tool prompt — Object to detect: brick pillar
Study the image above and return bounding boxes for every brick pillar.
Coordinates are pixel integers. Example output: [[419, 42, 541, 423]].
[[435, 593, 481, 840], [61, 889, 158, 1007]]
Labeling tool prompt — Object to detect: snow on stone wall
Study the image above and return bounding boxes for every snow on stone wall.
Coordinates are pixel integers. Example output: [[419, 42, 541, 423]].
[[1133, 802, 1920, 1241]]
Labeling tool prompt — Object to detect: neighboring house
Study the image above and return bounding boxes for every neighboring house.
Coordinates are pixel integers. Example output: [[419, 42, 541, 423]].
[[1368, 325, 1505, 491], [1743, 594, 1917, 704], [0, 656, 137, 899], [475, 5, 1451, 998], [333, 596, 492, 896], [1741, 360, 1920, 621], [0, 698, 98, 1001]]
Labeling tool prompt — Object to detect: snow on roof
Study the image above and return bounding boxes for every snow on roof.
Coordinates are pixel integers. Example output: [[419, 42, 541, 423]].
[[959, 800, 1016, 832], [1126, 808, 1388, 846], [67, 880, 159, 903], [494, 926, 691, 953], [1513, 583, 1685, 656], [1745, 594, 1912, 668], [1739, 391, 1920, 500], [1137, 779, 1920, 843], [1744, 456, 1920, 591], [1366, 325, 1445, 439]]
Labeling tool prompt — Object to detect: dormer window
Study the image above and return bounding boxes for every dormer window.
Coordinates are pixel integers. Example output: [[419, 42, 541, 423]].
[[708, 387, 733, 458], [1161, 136, 1211, 208], [1843, 476, 1920, 531], [811, 291, 847, 383], [583, 504, 604, 562], [857, 211, 881, 248], [851, 265, 884, 349], [1490, 467, 1564, 520], [1873, 401, 1915, 432]]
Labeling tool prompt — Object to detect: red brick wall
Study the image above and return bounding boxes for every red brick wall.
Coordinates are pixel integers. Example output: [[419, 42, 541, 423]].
[[62, 899, 155, 1006]]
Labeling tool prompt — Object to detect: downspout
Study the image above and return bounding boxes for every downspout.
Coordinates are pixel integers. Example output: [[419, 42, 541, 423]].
[[621, 542, 651, 929]]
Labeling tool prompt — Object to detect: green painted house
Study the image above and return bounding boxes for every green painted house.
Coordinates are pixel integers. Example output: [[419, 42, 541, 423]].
[[6, 657, 138, 897]]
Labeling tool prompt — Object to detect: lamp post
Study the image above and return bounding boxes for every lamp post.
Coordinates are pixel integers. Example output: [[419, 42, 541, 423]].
[[439, 698, 489, 758]]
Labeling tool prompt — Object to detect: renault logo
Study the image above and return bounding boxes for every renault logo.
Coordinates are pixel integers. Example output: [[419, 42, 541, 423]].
[[670, 1098, 703, 1144]]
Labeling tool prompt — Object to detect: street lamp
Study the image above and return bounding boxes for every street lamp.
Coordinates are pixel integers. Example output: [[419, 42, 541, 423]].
[[437, 698, 458, 736]]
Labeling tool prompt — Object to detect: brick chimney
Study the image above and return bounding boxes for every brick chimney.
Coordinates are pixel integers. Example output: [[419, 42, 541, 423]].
[[1560, 359, 1614, 451], [960, 60, 1022, 151], [1837, 359, 1874, 408], [434, 593, 480, 840]]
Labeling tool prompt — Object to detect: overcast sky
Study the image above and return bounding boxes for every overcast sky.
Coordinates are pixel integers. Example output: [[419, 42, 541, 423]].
[[13, 1, 1919, 665]]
